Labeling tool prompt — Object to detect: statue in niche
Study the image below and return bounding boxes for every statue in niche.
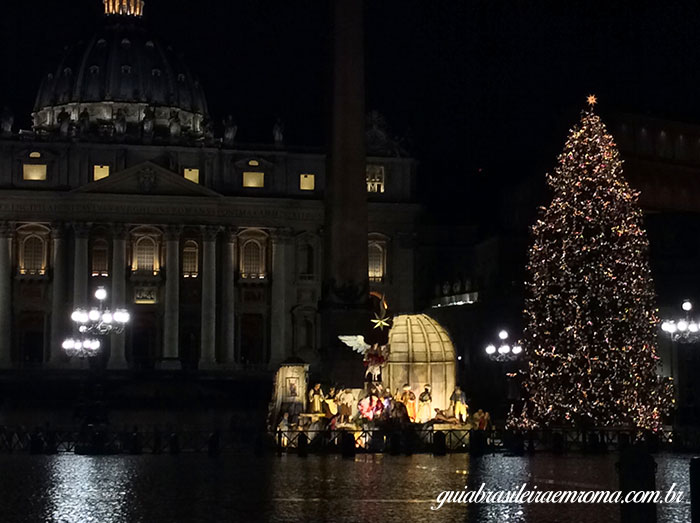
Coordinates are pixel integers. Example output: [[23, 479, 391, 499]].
[[141, 106, 155, 140], [168, 110, 181, 139], [57, 108, 71, 138], [114, 108, 127, 136], [0, 107, 14, 136], [222, 115, 237, 146], [273, 118, 284, 145], [78, 108, 90, 137]]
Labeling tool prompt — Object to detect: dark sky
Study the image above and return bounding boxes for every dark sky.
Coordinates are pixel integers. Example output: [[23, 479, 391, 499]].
[[2, 0, 700, 223]]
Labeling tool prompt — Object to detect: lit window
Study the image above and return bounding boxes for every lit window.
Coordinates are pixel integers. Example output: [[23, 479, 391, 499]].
[[299, 174, 315, 191], [133, 237, 158, 274], [366, 164, 385, 193], [91, 239, 109, 277], [93, 165, 110, 181], [29, 152, 42, 159], [21, 236, 46, 275], [241, 240, 264, 278], [248, 160, 259, 167], [183, 168, 200, 184], [182, 240, 198, 278], [368, 242, 385, 282], [23, 164, 47, 181], [243, 171, 264, 188]]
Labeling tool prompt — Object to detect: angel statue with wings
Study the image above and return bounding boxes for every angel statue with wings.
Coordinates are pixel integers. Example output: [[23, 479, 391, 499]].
[[339, 335, 389, 383]]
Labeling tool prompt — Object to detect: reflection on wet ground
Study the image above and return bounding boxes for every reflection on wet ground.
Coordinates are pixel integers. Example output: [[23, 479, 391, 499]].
[[0, 453, 690, 522]]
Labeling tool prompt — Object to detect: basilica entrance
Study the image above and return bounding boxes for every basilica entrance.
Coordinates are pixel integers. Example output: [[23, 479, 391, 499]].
[[130, 311, 158, 370], [240, 313, 267, 366], [17, 312, 45, 368]]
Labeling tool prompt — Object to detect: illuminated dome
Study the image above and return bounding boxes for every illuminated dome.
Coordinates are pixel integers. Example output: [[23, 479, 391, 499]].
[[385, 314, 456, 411], [32, 1, 208, 140]]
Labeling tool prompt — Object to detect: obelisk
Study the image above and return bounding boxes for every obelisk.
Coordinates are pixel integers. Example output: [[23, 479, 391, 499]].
[[321, 0, 370, 382]]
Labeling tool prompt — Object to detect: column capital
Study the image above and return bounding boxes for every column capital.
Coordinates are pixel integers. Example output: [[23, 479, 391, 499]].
[[222, 226, 238, 244], [201, 225, 221, 242], [73, 222, 91, 239], [164, 225, 183, 242], [0, 221, 14, 239], [111, 223, 129, 240], [396, 231, 415, 248], [50, 222, 66, 240], [271, 227, 294, 244]]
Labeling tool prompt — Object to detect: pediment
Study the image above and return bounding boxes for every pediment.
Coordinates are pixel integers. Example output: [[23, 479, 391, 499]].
[[73, 161, 221, 197]]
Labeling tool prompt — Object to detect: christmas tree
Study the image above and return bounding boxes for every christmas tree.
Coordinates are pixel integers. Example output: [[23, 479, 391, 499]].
[[519, 96, 674, 430]]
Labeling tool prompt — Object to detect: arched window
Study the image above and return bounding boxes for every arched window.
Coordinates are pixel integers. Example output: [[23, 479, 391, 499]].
[[241, 240, 263, 279], [91, 239, 109, 277], [368, 242, 385, 282], [21, 236, 46, 275], [134, 237, 157, 274], [182, 240, 198, 278]]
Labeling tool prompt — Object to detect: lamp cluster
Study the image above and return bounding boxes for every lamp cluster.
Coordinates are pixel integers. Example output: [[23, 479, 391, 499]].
[[62, 338, 101, 358], [485, 329, 523, 362], [661, 300, 700, 343], [62, 287, 130, 359]]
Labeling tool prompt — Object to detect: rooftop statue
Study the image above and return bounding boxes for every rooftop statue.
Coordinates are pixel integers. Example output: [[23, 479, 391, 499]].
[[142, 106, 155, 141], [57, 109, 71, 138], [223, 115, 237, 146], [114, 108, 127, 136], [78, 108, 91, 137], [0, 107, 14, 136], [169, 111, 181, 139], [273, 118, 284, 145]]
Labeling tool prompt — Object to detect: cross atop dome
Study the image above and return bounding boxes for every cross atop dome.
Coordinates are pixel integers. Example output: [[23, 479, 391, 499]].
[[104, 0, 145, 17]]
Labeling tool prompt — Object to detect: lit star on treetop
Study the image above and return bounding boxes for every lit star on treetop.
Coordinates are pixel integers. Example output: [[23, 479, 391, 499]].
[[587, 94, 598, 107]]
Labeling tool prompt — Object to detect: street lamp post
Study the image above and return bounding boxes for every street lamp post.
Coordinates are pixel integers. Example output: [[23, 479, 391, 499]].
[[660, 299, 699, 425], [484, 329, 523, 363], [62, 286, 130, 358], [661, 299, 700, 344], [484, 329, 524, 406]]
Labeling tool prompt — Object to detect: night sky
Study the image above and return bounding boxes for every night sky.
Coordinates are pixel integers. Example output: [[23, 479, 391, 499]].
[[2, 0, 700, 224]]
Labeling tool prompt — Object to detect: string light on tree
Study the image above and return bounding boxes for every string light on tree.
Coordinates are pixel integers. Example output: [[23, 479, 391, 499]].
[[514, 95, 674, 431]]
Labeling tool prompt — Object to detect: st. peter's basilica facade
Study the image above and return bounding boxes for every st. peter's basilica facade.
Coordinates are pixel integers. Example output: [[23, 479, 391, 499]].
[[0, 0, 419, 372]]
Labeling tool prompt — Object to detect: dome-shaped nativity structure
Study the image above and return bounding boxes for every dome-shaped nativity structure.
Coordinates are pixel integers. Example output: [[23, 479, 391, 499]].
[[385, 314, 456, 412]]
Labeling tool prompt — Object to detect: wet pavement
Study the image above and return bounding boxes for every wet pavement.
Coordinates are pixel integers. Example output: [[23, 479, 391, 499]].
[[0, 452, 690, 522]]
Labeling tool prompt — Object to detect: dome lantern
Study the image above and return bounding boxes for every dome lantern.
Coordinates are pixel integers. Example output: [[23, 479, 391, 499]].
[[104, 0, 145, 18]]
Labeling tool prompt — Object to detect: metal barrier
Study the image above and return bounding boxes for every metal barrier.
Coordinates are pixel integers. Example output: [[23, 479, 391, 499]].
[[0, 427, 236, 455], [0, 425, 692, 455], [274, 426, 689, 454]]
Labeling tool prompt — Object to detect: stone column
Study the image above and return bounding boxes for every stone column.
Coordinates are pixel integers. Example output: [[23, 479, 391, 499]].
[[49, 224, 67, 366], [72, 223, 90, 308], [109, 225, 128, 369], [0, 223, 13, 368], [271, 228, 293, 366], [220, 228, 236, 365], [162, 226, 181, 368], [200, 226, 219, 368]]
